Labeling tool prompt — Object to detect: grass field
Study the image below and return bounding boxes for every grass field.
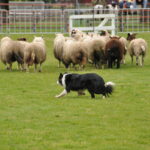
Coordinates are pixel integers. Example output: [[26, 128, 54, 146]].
[[0, 33, 150, 150]]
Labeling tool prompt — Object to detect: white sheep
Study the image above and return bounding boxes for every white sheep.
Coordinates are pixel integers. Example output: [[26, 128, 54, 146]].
[[128, 38, 148, 66], [70, 29, 107, 68], [62, 38, 88, 69], [0, 37, 28, 70], [77, 34, 106, 68], [24, 36, 46, 72], [53, 33, 66, 67], [119, 37, 128, 64]]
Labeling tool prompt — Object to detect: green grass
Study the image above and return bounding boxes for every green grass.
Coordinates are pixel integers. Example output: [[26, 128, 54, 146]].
[[0, 33, 150, 150]]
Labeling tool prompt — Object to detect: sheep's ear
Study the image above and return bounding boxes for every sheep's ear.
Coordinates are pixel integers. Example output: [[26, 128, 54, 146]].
[[127, 33, 130, 36]]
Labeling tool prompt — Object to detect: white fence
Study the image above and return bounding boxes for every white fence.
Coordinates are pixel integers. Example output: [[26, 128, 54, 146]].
[[0, 7, 150, 34], [69, 14, 116, 35]]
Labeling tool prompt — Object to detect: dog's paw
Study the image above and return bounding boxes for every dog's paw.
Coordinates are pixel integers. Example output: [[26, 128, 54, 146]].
[[55, 95, 59, 98]]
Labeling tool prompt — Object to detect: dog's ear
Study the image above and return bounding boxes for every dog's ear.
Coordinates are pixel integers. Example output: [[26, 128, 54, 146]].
[[59, 73, 63, 77]]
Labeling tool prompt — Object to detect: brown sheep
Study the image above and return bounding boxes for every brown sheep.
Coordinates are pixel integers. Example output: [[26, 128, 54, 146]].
[[105, 37, 124, 68]]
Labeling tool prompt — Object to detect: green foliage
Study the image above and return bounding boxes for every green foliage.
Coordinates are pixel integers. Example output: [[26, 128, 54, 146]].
[[0, 33, 150, 150]]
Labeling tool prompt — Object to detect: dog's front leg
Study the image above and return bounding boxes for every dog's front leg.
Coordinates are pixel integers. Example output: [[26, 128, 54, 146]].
[[55, 89, 68, 98]]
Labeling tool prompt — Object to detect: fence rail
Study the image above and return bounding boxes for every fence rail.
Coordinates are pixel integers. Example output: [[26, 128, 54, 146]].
[[0, 3, 150, 34]]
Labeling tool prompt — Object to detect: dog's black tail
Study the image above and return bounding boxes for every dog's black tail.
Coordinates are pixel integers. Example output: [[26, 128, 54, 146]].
[[104, 82, 115, 96]]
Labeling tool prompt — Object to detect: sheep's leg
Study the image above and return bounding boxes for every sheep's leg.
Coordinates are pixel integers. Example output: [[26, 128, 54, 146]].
[[5, 63, 9, 70], [18, 63, 24, 71], [116, 59, 120, 68], [123, 58, 126, 64], [65, 63, 70, 69], [8, 63, 12, 71], [108, 60, 112, 68], [140, 56, 144, 66], [131, 55, 133, 64], [39, 64, 42, 72], [142, 55, 144, 66], [34, 64, 37, 72], [24, 63, 29, 72], [17, 63, 21, 70], [121, 55, 125, 64], [136, 56, 139, 66], [108, 60, 111, 68], [73, 64, 78, 70], [21, 64, 25, 71]]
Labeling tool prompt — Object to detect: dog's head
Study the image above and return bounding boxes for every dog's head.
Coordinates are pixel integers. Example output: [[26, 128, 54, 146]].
[[57, 72, 69, 87], [57, 73, 63, 86]]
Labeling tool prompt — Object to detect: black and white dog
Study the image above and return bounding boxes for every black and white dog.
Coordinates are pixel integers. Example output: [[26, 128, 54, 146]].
[[55, 73, 115, 98]]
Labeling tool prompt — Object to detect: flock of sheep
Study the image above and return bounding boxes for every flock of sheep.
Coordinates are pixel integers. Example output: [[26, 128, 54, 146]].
[[0, 36, 46, 72], [0, 29, 148, 72], [54, 29, 148, 69]]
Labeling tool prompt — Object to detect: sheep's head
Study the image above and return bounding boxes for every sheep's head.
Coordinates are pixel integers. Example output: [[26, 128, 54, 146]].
[[71, 29, 78, 38], [33, 36, 44, 43], [127, 33, 137, 41], [71, 29, 76, 35], [100, 30, 110, 36], [70, 28, 83, 38]]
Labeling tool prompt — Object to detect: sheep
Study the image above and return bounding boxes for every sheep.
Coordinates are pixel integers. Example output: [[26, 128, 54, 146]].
[[102, 33, 128, 64], [70, 29, 106, 68], [53, 33, 66, 67], [70, 28, 87, 41], [0, 37, 28, 70], [100, 30, 111, 43], [127, 33, 148, 66], [62, 38, 88, 69], [119, 37, 128, 64], [105, 36, 124, 68], [24, 36, 46, 72], [82, 37, 106, 68]]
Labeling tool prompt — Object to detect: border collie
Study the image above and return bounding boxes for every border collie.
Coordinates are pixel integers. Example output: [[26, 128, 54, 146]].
[[55, 73, 115, 98]]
